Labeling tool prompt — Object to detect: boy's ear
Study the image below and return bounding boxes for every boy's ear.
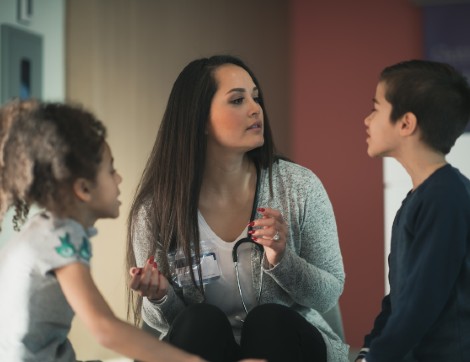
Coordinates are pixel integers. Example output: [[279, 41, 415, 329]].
[[398, 112, 418, 136], [73, 178, 92, 202]]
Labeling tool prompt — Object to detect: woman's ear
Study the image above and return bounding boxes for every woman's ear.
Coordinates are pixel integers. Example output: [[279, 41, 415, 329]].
[[73, 178, 92, 202], [398, 112, 418, 136]]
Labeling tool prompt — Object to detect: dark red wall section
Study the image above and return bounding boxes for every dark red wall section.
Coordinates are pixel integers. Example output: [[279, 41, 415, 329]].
[[290, 0, 423, 348]]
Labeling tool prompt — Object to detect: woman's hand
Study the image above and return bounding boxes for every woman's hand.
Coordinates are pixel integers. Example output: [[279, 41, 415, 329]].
[[129, 256, 168, 301], [249, 207, 288, 267]]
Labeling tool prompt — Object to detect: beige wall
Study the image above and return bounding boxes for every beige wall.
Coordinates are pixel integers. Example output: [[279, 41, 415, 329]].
[[66, 0, 290, 359]]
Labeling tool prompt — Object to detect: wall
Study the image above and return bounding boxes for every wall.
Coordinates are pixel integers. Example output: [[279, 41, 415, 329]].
[[0, 0, 65, 245], [290, 0, 423, 349], [65, 0, 290, 360]]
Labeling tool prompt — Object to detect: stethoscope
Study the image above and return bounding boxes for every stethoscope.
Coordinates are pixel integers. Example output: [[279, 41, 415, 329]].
[[231, 162, 264, 314]]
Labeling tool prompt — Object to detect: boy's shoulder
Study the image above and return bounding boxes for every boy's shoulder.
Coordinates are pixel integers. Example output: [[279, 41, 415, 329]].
[[425, 164, 470, 190], [415, 164, 470, 207]]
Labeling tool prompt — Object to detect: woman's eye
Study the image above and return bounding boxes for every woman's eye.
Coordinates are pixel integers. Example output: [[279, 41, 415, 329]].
[[254, 97, 261, 104], [231, 97, 244, 104]]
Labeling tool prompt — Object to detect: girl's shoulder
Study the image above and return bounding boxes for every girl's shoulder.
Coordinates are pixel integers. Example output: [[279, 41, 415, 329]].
[[8, 211, 93, 274], [37, 212, 94, 260]]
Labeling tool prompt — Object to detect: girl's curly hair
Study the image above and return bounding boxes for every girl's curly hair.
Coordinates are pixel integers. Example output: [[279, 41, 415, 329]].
[[0, 99, 39, 229], [0, 100, 106, 230]]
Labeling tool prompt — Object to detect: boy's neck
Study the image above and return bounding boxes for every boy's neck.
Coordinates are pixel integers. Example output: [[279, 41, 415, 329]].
[[395, 145, 447, 190]]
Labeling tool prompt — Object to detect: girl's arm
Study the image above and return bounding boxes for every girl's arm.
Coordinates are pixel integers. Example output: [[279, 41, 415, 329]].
[[55, 262, 204, 362]]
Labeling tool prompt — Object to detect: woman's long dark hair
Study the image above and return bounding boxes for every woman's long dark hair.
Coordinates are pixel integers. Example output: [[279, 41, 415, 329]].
[[126, 55, 277, 324]]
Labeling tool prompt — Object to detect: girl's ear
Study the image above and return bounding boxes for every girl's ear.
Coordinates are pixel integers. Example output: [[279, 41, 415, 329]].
[[398, 112, 418, 136], [73, 178, 92, 202]]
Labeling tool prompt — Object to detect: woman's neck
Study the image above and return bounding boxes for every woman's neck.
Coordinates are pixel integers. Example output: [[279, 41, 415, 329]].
[[199, 154, 258, 242], [201, 154, 256, 196]]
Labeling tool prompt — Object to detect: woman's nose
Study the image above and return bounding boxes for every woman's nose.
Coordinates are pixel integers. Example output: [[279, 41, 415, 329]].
[[249, 99, 261, 116]]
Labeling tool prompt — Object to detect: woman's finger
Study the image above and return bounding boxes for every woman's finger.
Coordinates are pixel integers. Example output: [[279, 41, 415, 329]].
[[147, 264, 161, 298], [128, 270, 142, 291]]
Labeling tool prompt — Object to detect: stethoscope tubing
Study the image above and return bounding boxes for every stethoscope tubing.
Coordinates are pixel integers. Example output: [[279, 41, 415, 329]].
[[231, 162, 264, 314]]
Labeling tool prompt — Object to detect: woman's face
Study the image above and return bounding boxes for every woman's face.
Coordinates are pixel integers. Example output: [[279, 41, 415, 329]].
[[206, 64, 264, 154]]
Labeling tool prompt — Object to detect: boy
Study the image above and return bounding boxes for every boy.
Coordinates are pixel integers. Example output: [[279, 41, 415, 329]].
[[357, 60, 470, 361]]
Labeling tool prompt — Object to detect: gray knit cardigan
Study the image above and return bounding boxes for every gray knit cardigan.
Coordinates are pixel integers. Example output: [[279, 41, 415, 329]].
[[132, 159, 349, 361]]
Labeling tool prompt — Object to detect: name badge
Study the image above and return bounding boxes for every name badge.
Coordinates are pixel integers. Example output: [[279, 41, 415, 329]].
[[170, 242, 221, 287]]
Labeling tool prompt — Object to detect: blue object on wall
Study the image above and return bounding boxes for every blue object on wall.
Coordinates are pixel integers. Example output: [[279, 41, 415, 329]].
[[1, 24, 43, 104]]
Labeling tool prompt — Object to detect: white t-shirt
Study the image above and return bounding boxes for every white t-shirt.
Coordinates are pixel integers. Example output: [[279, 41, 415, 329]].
[[0, 211, 96, 361], [198, 211, 258, 341]]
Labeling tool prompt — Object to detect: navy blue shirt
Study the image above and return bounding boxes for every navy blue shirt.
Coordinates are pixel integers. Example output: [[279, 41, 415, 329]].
[[364, 164, 470, 361]]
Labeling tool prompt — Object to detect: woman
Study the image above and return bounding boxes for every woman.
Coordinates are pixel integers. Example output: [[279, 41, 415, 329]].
[[126, 55, 348, 362]]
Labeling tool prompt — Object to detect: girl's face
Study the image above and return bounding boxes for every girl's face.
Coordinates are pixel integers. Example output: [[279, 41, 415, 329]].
[[87, 143, 122, 220], [206, 64, 264, 154], [364, 81, 402, 158]]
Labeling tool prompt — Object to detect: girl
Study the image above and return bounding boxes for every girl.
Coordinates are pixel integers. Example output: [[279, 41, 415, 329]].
[[0, 100, 261, 362]]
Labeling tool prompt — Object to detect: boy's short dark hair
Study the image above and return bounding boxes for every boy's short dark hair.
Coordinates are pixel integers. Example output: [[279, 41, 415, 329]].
[[380, 59, 470, 154]]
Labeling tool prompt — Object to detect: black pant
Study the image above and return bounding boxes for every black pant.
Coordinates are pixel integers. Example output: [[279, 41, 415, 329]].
[[164, 303, 327, 362]]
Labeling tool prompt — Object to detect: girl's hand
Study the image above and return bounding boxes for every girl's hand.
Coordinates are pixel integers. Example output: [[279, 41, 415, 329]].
[[128, 256, 168, 301], [249, 207, 288, 267]]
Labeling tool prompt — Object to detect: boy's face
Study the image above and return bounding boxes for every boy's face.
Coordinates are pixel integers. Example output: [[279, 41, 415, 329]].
[[364, 81, 402, 158]]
